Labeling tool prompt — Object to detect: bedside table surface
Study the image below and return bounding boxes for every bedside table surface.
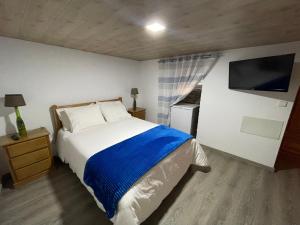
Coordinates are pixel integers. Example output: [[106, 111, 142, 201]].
[[0, 127, 49, 147], [128, 107, 145, 112]]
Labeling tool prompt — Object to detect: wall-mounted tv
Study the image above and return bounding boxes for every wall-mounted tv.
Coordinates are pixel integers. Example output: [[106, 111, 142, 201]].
[[229, 54, 295, 92]]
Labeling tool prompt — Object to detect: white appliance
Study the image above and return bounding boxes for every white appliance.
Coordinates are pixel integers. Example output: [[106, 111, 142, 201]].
[[170, 103, 200, 136]]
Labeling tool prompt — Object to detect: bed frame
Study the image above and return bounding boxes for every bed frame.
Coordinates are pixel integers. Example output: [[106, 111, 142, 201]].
[[50, 97, 122, 140]]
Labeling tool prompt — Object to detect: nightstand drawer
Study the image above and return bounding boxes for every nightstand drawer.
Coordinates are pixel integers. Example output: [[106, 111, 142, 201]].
[[11, 147, 50, 170], [134, 110, 145, 120], [7, 137, 48, 158], [15, 158, 51, 181], [128, 108, 146, 120]]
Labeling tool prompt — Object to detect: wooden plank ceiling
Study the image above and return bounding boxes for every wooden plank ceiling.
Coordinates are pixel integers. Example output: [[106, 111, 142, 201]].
[[0, 0, 300, 61]]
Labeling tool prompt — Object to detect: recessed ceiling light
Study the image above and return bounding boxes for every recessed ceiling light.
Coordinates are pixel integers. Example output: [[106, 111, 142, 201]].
[[145, 22, 166, 32]]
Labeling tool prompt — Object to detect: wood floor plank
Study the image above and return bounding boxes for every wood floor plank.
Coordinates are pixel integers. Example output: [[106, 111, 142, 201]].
[[0, 148, 299, 225]]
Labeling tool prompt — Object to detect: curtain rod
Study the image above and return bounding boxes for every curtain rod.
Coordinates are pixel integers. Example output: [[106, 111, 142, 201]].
[[158, 52, 221, 63]]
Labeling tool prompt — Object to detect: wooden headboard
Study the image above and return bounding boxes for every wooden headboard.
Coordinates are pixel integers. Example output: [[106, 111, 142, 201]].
[[50, 97, 122, 140]]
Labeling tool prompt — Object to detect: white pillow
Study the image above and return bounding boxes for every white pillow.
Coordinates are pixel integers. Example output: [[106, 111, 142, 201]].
[[56, 108, 72, 131], [64, 105, 106, 132], [98, 101, 131, 122], [56, 104, 95, 131]]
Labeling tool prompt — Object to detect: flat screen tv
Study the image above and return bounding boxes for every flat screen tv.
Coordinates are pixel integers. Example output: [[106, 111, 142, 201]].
[[229, 54, 295, 92]]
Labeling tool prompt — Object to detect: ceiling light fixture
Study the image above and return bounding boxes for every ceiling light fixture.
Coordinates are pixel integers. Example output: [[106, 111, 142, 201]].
[[145, 22, 166, 32]]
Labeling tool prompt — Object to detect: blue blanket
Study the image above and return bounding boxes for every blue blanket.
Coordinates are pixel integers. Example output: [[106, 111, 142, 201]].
[[83, 125, 192, 218]]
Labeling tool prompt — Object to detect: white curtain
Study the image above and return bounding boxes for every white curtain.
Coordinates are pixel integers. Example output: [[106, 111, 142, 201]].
[[157, 53, 219, 125]]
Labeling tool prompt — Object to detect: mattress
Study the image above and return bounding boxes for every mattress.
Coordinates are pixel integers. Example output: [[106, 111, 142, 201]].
[[57, 117, 208, 225]]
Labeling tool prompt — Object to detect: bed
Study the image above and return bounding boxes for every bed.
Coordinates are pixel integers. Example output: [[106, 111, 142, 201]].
[[51, 97, 208, 225]]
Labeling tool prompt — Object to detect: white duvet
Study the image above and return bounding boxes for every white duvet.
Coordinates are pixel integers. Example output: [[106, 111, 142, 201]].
[[57, 117, 208, 225]]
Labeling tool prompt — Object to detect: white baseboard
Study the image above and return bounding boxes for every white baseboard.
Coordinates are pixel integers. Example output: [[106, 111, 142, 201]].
[[201, 144, 275, 172]]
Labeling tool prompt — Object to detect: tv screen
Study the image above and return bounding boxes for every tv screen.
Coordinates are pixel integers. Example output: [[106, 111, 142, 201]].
[[229, 54, 295, 92]]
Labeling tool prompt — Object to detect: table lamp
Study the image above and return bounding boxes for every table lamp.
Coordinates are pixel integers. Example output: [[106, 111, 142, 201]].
[[131, 88, 139, 110], [4, 94, 27, 137]]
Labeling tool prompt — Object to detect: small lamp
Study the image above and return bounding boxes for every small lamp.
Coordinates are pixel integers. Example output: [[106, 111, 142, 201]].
[[5, 94, 27, 137], [131, 88, 139, 110]]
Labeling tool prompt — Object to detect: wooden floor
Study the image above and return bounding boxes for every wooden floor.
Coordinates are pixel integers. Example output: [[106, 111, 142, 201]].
[[0, 148, 300, 225]]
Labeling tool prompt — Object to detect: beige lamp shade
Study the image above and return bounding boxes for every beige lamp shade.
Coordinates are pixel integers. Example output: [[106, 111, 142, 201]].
[[4, 94, 26, 107]]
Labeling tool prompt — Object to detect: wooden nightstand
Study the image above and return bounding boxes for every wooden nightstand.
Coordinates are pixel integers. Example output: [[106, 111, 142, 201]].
[[0, 127, 53, 187], [128, 107, 146, 120]]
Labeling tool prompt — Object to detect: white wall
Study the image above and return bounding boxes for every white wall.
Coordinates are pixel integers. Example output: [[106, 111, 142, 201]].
[[138, 60, 159, 123], [139, 41, 300, 168], [0, 37, 140, 176], [198, 42, 300, 168]]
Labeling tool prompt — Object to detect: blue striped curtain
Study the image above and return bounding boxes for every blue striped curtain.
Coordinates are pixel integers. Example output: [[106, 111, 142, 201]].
[[157, 54, 219, 125]]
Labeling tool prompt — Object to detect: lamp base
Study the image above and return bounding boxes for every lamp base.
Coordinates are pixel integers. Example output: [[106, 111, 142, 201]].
[[15, 107, 27, 137], [133, 98, 137, 110], [16, 117, 27, 137]]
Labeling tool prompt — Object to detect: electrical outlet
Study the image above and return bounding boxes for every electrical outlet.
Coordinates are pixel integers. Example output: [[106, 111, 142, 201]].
[[278, 101, 288, 107]]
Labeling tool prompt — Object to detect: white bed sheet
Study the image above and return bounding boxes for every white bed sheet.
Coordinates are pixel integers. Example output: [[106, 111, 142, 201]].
[[57, 117, 208, 225]]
